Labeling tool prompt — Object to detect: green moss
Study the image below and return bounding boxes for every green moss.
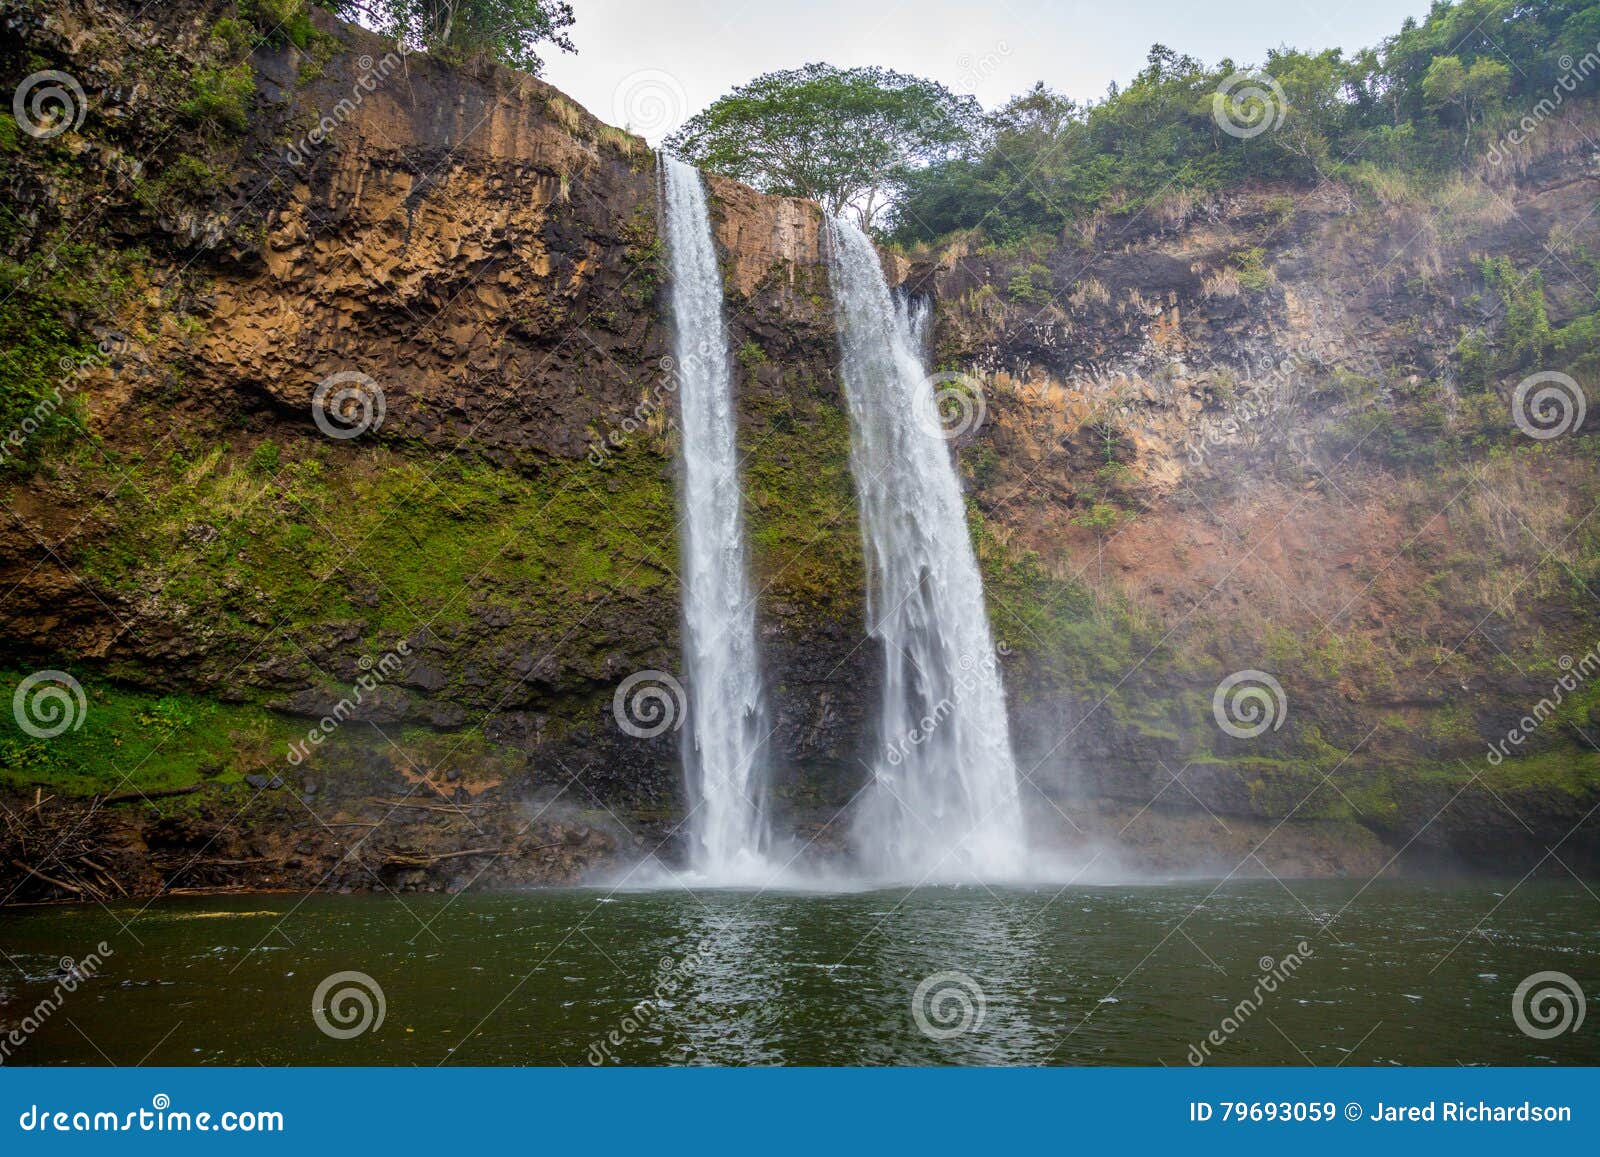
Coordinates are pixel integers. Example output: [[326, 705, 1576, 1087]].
[[736, 341, 768, 371], [241, 0, 316, 49], [0, 234, 143, 475], [1005, 263, 1054, 306], [182, 62, 256, 132], [0, 675, 301, 796], [741, 384, 863, 615], [68, 433, 678, 668]]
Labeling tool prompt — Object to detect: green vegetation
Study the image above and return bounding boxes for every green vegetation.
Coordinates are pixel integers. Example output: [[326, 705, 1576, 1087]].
[[666, 63, 981, 228], [0, 677, 301, 796], [0, 234, 141, 474], [182, 61, 256, 131], [314, 0, 576, 73], [887, 0, 1600, 242], [242, 0, 317, 49]]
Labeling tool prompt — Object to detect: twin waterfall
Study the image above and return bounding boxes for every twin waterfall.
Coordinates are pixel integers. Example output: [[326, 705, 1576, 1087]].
[[660, 158, 1026, 884], [660, 157, 772, 880], [825, 220, 1027, 882]]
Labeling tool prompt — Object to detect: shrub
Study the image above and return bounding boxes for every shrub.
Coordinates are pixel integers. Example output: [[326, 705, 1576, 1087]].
[[241, 0, 315, 49], [182, 62, 256, 131]]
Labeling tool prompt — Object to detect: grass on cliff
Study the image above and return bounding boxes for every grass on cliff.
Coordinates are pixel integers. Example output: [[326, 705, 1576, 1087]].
[[67, 435, 680, 689], [0, 676, 301, 797]]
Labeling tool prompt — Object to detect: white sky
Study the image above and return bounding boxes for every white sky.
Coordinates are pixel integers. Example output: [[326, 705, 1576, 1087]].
[[542, 0, 1437, 143]]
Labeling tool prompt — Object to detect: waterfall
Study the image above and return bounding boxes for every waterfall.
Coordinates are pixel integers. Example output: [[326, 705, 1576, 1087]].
[[660, 156, 772, 878], [825, 217, 1027, 882]]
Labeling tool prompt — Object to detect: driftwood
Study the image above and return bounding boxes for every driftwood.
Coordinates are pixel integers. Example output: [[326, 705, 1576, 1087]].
[[370, 798, 489, 812], [382, 847, 502, 867], [99, 784, 203, 805], [10, 858, 84, 894]]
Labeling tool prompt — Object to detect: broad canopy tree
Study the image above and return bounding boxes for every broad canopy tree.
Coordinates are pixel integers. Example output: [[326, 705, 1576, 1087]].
[[315, 0, 576, 73], [664, 63, 982, 229]]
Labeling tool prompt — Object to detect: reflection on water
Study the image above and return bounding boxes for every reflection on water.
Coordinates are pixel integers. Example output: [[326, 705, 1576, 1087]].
[[1, 880, 1596, 1066]]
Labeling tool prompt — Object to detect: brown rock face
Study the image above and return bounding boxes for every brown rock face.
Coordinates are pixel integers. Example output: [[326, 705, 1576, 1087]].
[[1, 0, 1597, 900]]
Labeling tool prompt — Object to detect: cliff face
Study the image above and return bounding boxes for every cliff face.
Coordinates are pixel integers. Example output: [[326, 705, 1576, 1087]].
[[2, 0, 1598, 899]]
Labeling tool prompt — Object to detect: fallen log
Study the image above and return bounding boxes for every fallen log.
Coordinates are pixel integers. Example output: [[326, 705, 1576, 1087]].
[[99, 784, 204, 805]]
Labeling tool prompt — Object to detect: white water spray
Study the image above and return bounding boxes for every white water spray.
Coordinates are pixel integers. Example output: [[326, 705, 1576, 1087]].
[[660, 156, 772, 878], [825, 218, 1028, 882]]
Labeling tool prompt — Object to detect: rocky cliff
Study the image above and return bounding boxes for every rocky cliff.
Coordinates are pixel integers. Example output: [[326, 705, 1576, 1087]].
[[2, 0, 1597, 900]]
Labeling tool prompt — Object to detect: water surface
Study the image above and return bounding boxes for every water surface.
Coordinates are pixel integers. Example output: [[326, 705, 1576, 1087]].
[[2, 879, 1595, 1065]]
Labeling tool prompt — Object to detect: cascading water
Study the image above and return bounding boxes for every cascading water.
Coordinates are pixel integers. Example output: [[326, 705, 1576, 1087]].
[[660, 156, 772, 879], [825, 217, 1028, 882]]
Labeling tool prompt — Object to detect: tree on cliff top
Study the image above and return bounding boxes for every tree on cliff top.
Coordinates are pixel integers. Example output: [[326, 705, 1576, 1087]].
[[316, 0, 576, 73], [664, 64, 981, 229]]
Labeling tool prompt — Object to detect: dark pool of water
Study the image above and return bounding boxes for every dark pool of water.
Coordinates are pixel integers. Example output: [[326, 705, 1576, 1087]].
[[1, 878, 1596, 1065]]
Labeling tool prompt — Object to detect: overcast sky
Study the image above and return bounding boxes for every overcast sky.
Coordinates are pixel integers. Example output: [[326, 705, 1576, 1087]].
[[541, 0, 1436, 144]]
